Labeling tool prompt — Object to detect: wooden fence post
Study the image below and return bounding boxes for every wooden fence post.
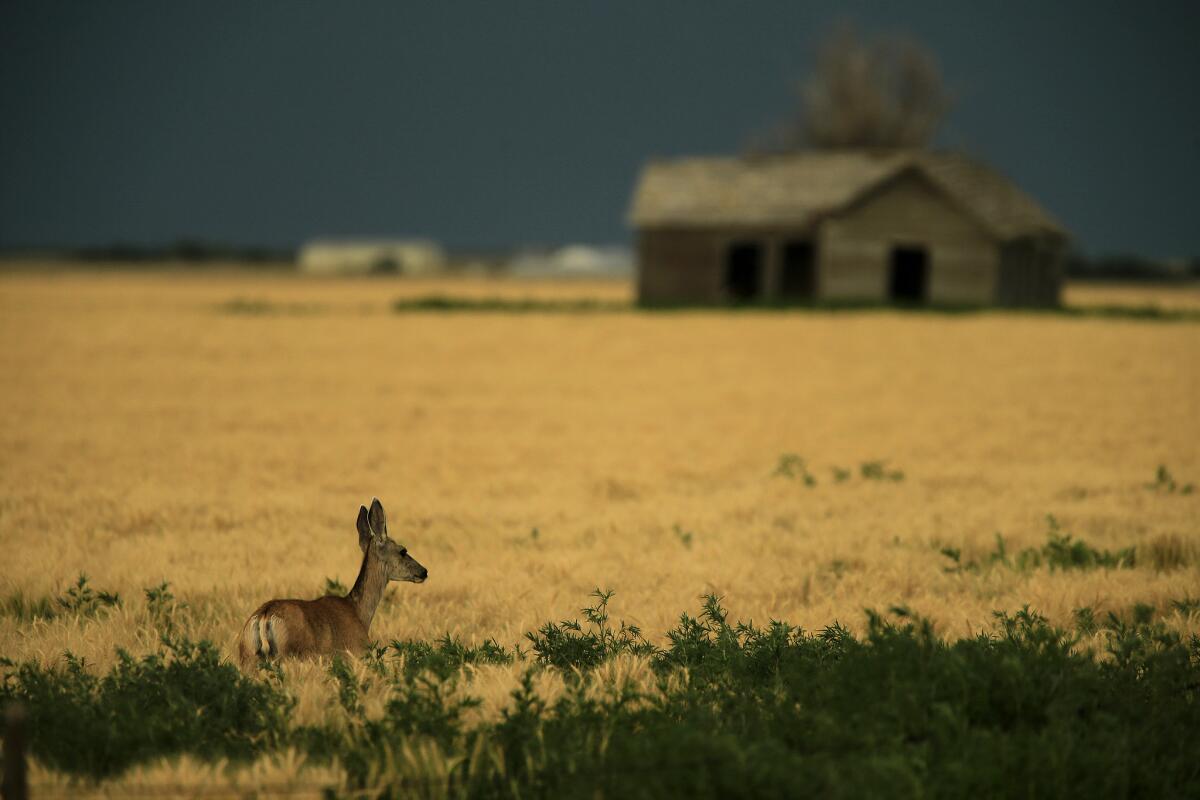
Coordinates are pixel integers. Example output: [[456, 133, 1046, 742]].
[[1, 702, 27, 800]]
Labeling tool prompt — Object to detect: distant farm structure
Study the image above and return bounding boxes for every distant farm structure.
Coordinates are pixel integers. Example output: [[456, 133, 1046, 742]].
[[299, 239, 445, 276], [629, 151, 1067, 307], [507, 245, 632, 278]]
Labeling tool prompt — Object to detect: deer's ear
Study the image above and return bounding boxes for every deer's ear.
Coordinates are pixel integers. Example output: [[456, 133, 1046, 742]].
[[356, 505, 372, 552], [368, 497, 388, 541]]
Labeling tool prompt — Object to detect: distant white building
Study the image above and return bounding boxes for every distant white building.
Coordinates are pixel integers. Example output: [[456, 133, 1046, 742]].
[[508, 244, 633, 278], [299, 239, 445, 275]]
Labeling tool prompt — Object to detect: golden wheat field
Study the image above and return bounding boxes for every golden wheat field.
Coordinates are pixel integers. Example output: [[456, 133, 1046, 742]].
[[2, 269, 1199, 794]]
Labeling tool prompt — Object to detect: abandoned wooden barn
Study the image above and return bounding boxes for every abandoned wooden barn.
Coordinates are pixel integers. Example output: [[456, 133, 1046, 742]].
[[628, 151, 1067, 307]]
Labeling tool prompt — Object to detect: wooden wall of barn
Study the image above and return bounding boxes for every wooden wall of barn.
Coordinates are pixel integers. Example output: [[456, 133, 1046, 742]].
[[818, 171, 1000, 305], [996, 236, 1065, 307], [638, 227, 814, 305], [637, 229, 723, 304]]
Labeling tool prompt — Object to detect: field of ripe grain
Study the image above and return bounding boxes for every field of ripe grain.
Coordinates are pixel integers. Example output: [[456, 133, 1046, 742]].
[[1, 269, 1198, 795]]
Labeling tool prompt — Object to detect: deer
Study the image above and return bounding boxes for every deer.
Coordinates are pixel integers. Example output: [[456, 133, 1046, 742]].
[[237, 497, 427, 670]]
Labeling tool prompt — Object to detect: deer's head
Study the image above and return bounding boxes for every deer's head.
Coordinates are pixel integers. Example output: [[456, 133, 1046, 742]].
[[357, 498, 428, 583]]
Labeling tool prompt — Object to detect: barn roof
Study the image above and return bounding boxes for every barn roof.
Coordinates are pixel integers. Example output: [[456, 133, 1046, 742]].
[[628, 151, 1065, 241]]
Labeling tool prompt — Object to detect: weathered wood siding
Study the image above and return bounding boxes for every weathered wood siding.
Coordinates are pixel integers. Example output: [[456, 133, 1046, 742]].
[[818, 172, 999, 304], [638, 227, 815, 304], [637, 229, 724, 304], [997, 236, 1064, 307]]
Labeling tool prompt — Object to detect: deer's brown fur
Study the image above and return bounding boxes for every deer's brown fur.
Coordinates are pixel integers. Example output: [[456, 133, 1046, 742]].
[[237, 498, 427, 670]]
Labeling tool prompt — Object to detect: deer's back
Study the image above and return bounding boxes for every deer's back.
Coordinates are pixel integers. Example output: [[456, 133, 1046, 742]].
[[240, 595, 368, 665]]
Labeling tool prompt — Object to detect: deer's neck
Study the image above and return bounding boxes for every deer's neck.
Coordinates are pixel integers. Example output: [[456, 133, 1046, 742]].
[[347, 542, 388, 631]]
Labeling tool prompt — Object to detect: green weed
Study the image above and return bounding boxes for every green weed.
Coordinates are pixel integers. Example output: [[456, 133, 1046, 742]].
[[2, 574, 125, 622], [860, 460, 905, 481], [388, 634, 513, 681], [0, 634, 292, 779], [8, 589, 1199, 797], [56, 573, 121, 617], [524, 588, 656, 671], [1148, 464, 1196, 494], [942, 518, 1136, 574], [0, 590, 56, 622], [393, 296, 625, 313], [773, 453, 816, 485], [672, 524, 695, 549], [217, 298, 325, 315]]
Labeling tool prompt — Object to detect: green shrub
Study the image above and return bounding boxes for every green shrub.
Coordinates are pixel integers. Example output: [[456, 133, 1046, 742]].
[[525, 588, 656, 671], [388, 634, 513, 680], [7, 590, 1199, 797], [942, 519, 1136, 574], [358, 596, 1200, 798], [1147, 465, 1196, 494], [773, 453, 816, 485], [860, 460, 904, 481], [393, 296, 624, 313], [0, 634, 292, 779], [0, 574, 121, 623]]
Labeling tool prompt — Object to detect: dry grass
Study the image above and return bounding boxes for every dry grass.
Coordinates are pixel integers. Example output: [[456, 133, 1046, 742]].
[[2, 269, 1199, 790]]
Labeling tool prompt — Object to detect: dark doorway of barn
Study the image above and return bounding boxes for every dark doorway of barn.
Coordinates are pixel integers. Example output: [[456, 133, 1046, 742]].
[[780, 241, 817, 300], [889, 246, 928, 303], [725, 242, 762, 301]]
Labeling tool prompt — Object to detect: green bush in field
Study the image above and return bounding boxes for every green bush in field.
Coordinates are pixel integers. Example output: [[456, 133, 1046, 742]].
[[1147, 464, 1196, 494], [349, 596, 1200, 799], [0, 634, 292, 779], [525, 588, 657, 671], [4, 590, 1199, 797], [0, 574, 120, 623], [941, 517, 1136, 574], [388, 634, 513, 680]]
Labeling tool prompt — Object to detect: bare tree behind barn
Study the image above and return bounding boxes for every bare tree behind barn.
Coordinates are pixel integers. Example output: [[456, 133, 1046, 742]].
[[765, 25, 951, 151]]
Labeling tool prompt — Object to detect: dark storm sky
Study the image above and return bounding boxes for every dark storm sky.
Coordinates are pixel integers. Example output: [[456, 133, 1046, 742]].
[[2, 2, 1198, 257]]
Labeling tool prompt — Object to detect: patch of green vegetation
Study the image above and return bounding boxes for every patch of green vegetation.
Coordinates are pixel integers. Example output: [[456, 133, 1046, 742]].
[[1060, 304, 1200, 323], [56, 573, 121, 616], [773, 453, 816, 485], [941, 517, 1136, 574], [323, 576, 349, 596], [672, 524, 695, 549], [142, 580, 195, 637], [0, 590, 56, 623], [392, 295, 627, 313], [637, 298, 1200, 322], [0, 574, 121, 623], [344, 596, 1199, 797], [1170, 597, 1200, 617], [216, 298, 326, 315], [387, 635, 513, 681], [860, 459, 904, 481], [7, 590, 1198, 796], [775, 456, 906, 486], [1148, 464, 1196, 494], [0, 634, 292, 779], [524, 588, 657, 672]]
